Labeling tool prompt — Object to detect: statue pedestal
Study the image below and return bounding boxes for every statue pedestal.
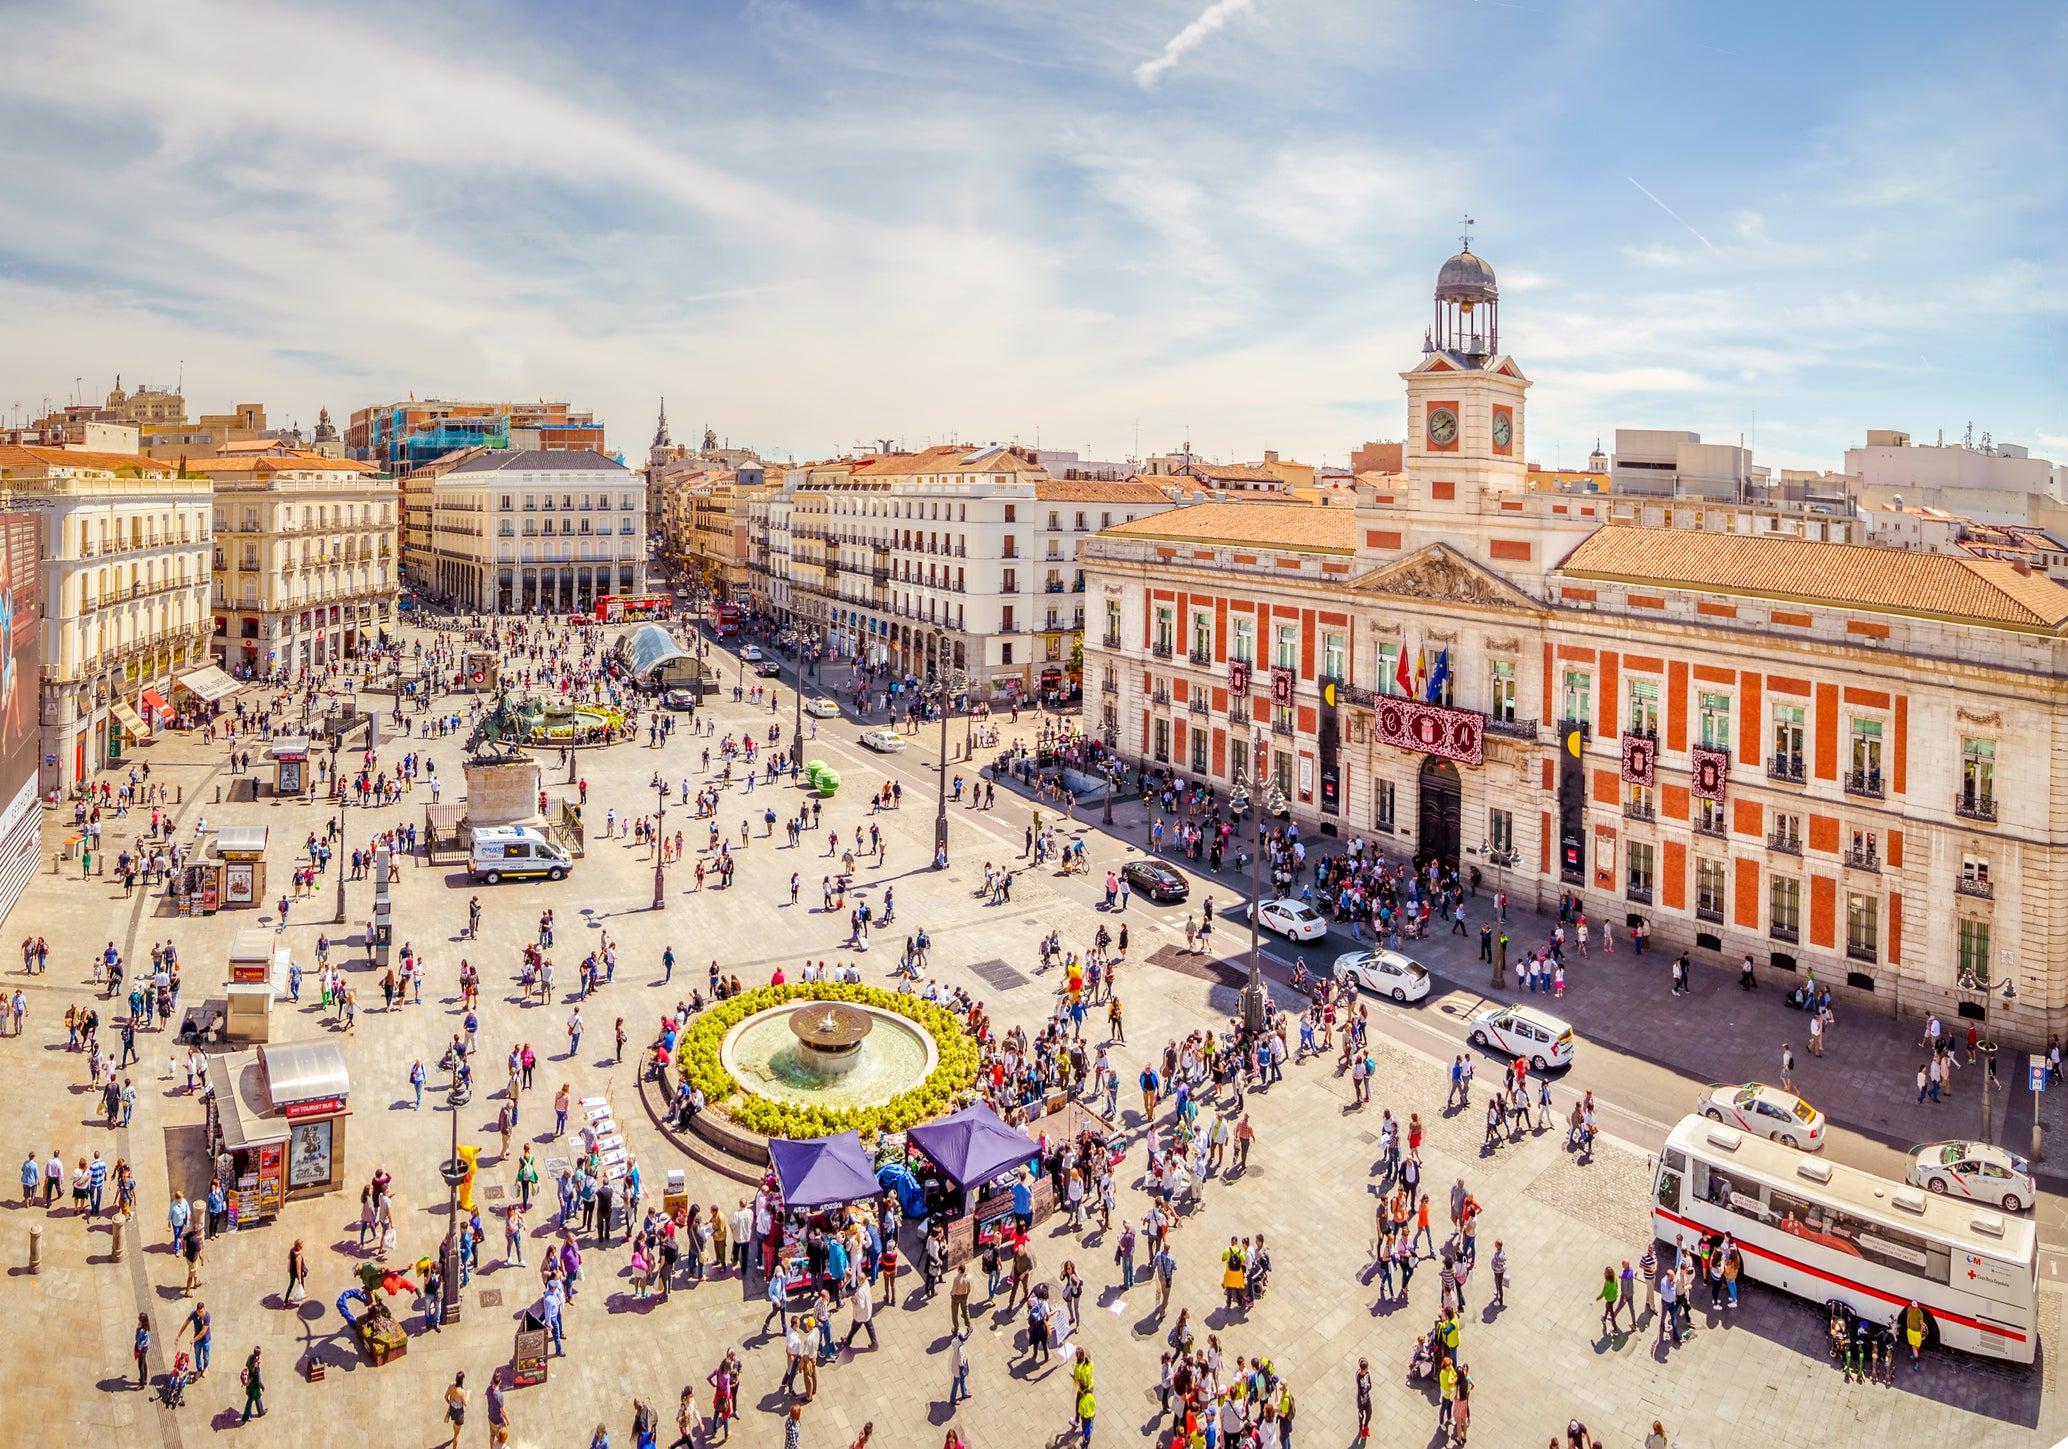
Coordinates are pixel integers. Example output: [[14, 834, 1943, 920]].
[[464, 756, 545, 827]]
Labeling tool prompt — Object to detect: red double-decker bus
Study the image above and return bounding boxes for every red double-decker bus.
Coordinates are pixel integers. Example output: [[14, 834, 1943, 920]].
[[595, 593, 673, 623], [710, 604, 743, 637]]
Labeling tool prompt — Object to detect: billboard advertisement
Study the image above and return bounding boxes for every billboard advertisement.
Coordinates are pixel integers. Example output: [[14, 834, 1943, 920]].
[[0, 513, 43, 928]]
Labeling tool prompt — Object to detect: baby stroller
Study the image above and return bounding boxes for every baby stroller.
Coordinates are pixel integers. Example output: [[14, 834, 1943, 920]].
[[163, 1350, 193, 1408]]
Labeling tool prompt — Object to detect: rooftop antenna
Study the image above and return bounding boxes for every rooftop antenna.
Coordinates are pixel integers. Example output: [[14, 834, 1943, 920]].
[[176, 360, 184, 396]]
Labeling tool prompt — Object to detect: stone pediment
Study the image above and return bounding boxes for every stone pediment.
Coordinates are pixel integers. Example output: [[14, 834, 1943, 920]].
[[1350, 542, 1546, 612]]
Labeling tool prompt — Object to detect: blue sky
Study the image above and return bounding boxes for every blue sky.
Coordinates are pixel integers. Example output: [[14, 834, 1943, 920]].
[[1, 0, 2062, 472]]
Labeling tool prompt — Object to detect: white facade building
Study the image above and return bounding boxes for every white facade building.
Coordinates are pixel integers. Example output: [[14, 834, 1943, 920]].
[[436, 449, 645, 614]]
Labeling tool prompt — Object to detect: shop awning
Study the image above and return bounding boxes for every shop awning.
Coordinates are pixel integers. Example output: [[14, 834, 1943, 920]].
[[176, 665, 246, 704], [905, 1103, 1039, 1189], [109, 700, 149, 738], [257, 1040, 351, 1110], [214, 825, 269, 858], [769, 1131, 882, 1209], [140, 688, 173, 719], [207, 1051, 287, 1151]]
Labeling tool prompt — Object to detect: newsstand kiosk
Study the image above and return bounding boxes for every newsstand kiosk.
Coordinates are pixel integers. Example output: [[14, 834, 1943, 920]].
[[203, 1040, 352, 1227]]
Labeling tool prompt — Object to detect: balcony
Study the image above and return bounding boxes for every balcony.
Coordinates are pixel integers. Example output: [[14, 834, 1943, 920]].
[[1766, 755, 1806, 785], [1071, 581, 1086, 593], [1150, 688, 1170, 706], [1189, 649, 1214, 666], [1623, 799, 1655, 823], [1955, 876, 1994, 901], [1695, 905, 1724, 925], [1846, 942, 1877, 965], [1188, 696, 1207, 716], [1271, 718, 1294, 738], [1842, 846, 1880, 872], [1769, 923, 1799, 944], [1485, 715, 1538, 740], [1227, 707, 1247, 725], [1102, 631, 1121, 649], [1151, 642, 1174, 661], [1626, 884, 1653, 905], [1954, 792, 1997, 823], [1101, 679, 1118, 695], [1844, 768, 1885, 801], [1693, 818, 1728, 840], [1767, 831, 1802, 855], [1043, 583, 1064, 594]]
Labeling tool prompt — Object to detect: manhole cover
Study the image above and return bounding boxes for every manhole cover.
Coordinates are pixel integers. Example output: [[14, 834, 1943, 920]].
[[545, 1157, 571, 1177], [478, 1289, 503, 1307], [484, 1185, 506, 1200], [1356, 1132, 1377, 1144]]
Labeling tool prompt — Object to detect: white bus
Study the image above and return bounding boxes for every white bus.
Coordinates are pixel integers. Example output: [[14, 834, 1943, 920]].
[[1652, 1114, 2038, 1363]]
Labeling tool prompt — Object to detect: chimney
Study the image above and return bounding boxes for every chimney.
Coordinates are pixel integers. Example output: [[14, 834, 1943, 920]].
[[1264, 450, 1279, 464], [2014, 560, 2033, 576]]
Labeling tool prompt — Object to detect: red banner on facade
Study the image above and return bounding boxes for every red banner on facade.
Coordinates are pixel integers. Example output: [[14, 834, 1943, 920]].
[[1269, 666, 1295, 707], [1228, 659, 1251, 698], [1373, 699, 1485, 767], [1691, 746, 1730, 801], [1620, 733, 1657, 786]]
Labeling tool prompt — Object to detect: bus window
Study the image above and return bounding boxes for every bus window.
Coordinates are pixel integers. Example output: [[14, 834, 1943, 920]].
[[1654, 1149, 1687, 1207]]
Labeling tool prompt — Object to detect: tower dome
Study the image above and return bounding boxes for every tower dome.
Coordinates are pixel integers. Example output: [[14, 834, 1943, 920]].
[[1435, 249, 1498, 306]]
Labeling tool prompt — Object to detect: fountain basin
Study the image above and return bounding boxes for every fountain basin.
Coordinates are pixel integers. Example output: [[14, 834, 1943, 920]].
[[720, 1001, 936, 1111]]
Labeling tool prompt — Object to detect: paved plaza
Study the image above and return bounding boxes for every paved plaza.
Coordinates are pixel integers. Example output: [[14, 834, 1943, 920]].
[[1, 626, 2062, 1448]]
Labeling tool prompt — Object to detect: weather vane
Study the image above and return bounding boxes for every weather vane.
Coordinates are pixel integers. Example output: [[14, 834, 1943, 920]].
[[1460, 214, 1474, 252]]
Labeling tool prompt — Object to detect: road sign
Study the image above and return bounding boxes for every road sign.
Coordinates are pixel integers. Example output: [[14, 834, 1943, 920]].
[[2031, 1063, 2047, 1093]]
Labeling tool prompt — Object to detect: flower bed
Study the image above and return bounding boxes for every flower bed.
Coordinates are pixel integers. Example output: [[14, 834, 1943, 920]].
[[676, 983, 980, 1140]]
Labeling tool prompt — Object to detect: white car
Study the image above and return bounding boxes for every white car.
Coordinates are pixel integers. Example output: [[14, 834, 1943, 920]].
[[1696, 1082, 1827, 1151], [803, 697, 842, 719], [1906, 1141, 2034, 1212], [1245, 898, 1329, 942], [1465, 1004, 1576, 1070], [739, 644, 764, 662], [1334, 948, 1431, 1003], [859, 729, 906, 752]]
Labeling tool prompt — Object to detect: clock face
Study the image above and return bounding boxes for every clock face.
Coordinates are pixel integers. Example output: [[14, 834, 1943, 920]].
[[1427, 408, 1459, 446], [1492, 412, 1513, 449]]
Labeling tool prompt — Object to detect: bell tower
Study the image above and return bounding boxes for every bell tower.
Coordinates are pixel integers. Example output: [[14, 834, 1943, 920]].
[[1403, 224, 1529, 500]]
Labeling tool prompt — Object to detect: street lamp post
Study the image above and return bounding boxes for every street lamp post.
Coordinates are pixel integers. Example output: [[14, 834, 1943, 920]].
[[1236, 728, 1283, 1038], [438, 1089, 465, 1323], [652, 776, 668, 911], [329, 735, 346, 924]]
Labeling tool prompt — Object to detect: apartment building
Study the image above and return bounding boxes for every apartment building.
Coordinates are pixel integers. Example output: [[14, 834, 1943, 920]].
[[1080, 242, 2068, 1046], [433, 449, 645, 614], [786, 445, 1173, 697], [0, 447, 214, 793], [348, 399, 607, 472], [196, 451, 398, 675]]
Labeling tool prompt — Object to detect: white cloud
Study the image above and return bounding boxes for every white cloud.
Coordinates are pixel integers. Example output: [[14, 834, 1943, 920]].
[[1134, 0, 1257, 87]]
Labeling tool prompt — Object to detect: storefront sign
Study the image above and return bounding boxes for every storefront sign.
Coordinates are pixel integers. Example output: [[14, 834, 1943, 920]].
[[282, 1096, 345, 1120], [1372, 699, 1485, 767]]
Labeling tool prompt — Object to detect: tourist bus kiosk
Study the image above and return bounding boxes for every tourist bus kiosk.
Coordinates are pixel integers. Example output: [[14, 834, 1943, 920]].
[[223, 928, 293, 1043], [213, 825, 269, 908], [204, 1040, 352, 1226], [267, 737, 311, 797]]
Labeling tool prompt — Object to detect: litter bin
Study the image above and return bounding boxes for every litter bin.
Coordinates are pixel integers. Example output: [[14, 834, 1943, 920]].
[[513, 1312, 549, 1387]]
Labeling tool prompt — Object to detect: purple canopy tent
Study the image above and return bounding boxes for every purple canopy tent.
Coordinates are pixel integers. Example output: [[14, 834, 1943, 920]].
[[905, 1103, 1039, 1189], [768, 1130, 881, 1210]]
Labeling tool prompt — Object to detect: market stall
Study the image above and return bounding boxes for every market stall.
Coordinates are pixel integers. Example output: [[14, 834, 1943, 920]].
[[223, 928, 293, 1042], [904, 1103, 1044, 1265], [213, 825, 268, 908], [203, 1040, 352, 1225], [769, 1131, 881, 1211]]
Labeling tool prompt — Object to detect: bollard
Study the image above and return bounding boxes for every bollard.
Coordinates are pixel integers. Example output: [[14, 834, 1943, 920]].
[[214, 785, 221, 804], [28, 1224, 40, 1274], [110, 1216, 125, 1262]]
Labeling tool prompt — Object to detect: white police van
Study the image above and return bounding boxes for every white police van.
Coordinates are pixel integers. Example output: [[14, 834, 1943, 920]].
[[469, 826, 573, 884]]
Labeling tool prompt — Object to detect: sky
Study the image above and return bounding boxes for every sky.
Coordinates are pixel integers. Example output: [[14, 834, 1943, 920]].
[[1, 0, 2063, 473]]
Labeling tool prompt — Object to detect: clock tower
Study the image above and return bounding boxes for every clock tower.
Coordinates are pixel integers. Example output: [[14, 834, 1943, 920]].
[[1401, 230, 1530, 500]]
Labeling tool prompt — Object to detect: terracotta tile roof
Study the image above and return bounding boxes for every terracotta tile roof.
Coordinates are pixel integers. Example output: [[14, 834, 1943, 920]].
[[852, 444, 1044, 478], [1559, 524, 2068, 632], [1186, 462, 1284, 484], [0, 445, 174, 475], [187, 451, 378, 474], [1098, 500, 1358, 554], [1033, 478, 1171, 504]]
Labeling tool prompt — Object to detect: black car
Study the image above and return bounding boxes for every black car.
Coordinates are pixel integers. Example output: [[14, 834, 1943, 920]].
[[1123, 860, 1189, 903], [756, 659, 784, 677]]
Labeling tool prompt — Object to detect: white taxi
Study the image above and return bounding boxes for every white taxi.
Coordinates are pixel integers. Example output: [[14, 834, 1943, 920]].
[[1906, 1141, 2034, 1212], [1465, 1004, 1575, 1070], [1696, 1082, 1826, 1151], [1333, 948, 1432, 1003], [1245, 898, 1330, 942], [803, 697, 842, 718], [859, 729, 907, 752]]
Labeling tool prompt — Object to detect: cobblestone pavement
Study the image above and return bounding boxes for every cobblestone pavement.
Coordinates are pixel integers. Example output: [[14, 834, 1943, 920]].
[[0, 627, 2058, 1447]]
